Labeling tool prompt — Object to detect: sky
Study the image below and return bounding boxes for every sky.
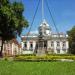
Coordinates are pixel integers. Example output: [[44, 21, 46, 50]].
[[13, 0, 75, 42]]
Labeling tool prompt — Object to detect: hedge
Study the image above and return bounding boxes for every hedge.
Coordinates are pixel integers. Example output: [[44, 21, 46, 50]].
[[14, 55, 75, 61]]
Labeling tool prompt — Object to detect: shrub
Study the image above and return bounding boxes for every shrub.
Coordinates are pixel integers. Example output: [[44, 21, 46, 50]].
[[15, 54, 36, 57], [14, 55, 75, 61]]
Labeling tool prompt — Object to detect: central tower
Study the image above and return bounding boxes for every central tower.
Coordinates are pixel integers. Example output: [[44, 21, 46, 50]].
[[39, 0, 51, 36], [37, 0, 51, 55]]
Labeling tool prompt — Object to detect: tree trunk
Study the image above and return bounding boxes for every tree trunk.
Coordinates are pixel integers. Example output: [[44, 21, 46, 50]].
[[0, 39, 4, 57]]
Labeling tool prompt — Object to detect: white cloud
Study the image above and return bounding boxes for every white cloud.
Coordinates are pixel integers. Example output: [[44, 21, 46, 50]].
[[30, 30, 38, 34]]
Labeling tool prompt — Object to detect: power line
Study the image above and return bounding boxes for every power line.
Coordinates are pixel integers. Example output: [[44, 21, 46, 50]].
[[26, 0, 61, 40], [45, 0, 61, 38], [26, 0, 40, 40]]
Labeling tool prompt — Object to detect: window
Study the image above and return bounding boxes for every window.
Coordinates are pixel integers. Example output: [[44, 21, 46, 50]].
[[51, 41, 54, 47], [57, 41, 60, 47], [63, 49, 66, 52], [30, 43, 33, 48], [30, 42, 33, 50], [62, 41, 66, 47], [62, 41, 66, 52], [57, 49, 60, 53], [23, 42, 27, 50], [24, 42, 27, 48]]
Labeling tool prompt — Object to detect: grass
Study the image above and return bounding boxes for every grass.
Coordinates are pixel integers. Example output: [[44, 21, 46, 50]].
[[0, 61, 75, 75]]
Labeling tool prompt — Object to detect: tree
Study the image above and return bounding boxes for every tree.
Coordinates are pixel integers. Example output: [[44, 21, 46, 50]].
[[0, 0, 28, 56], [67, 26, 75, 54]]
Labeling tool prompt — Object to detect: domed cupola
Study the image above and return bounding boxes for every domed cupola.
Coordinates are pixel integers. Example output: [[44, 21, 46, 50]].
[[38, 19, 51, 36]]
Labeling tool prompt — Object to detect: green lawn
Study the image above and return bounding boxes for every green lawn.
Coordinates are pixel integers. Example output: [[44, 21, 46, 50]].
[[0, 61, 75, 75]]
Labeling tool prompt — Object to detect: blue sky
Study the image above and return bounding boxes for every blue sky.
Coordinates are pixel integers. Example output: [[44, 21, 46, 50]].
[[14, 0, 75, 42]]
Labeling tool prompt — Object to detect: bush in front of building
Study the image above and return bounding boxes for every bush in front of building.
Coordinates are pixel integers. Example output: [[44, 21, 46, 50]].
[[15, 54, 36, 57], [47, 53, 74, 56], [14, 54, 75, 61]]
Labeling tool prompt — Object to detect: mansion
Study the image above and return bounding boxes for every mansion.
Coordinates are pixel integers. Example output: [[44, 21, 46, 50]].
[[21, 19, 69, 55]]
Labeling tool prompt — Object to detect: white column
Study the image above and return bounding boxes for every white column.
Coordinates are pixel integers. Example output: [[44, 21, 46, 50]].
[[66, 41, 69, 53], [33, 41, 36, 52], [12, 43, 14, 55], [54, 41, 57, 53], [21, 42, 24, 49], [60, 41, 63, 54], [47, 41, 50, 51], [43, 41, 44, 50], [27, 41, 30, 50]]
